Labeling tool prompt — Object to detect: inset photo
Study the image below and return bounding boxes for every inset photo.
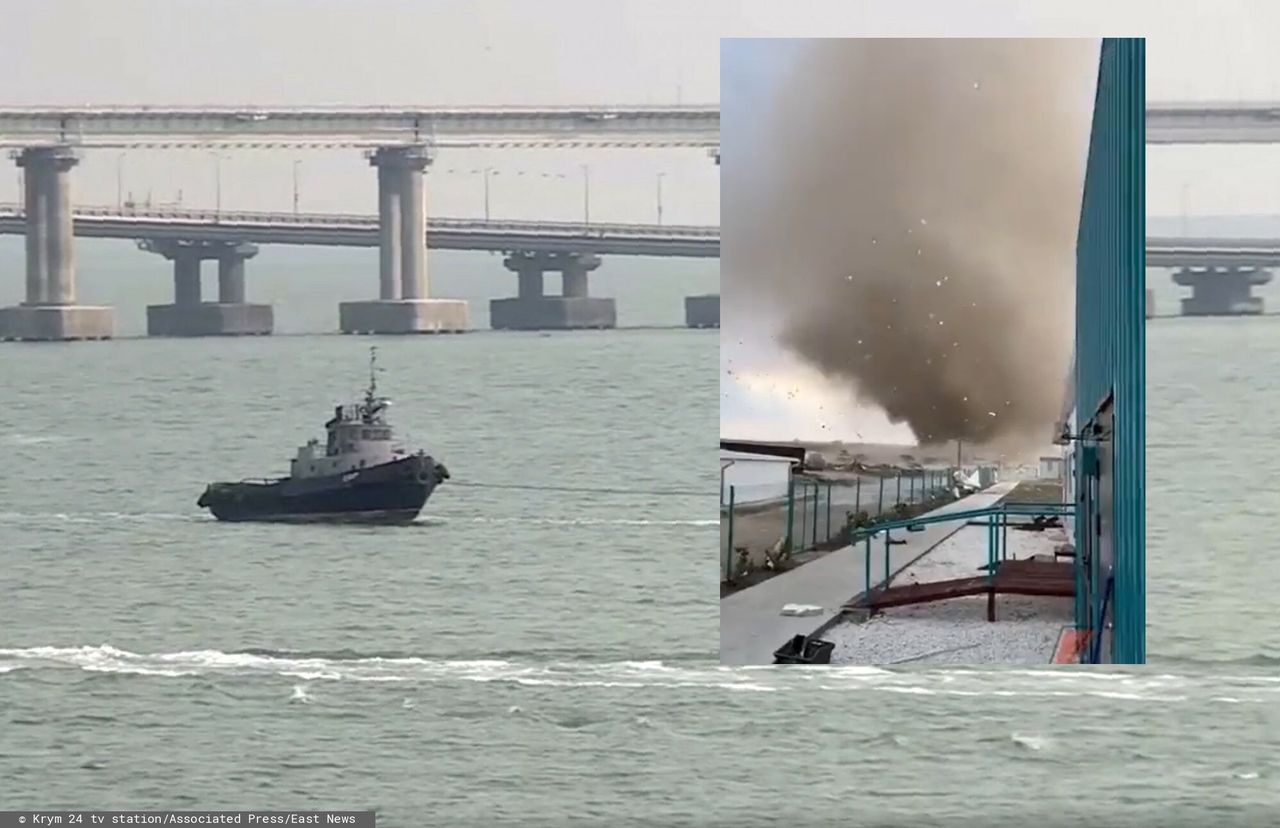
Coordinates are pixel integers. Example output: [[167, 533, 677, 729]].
[[720, 37, 1144, 666]]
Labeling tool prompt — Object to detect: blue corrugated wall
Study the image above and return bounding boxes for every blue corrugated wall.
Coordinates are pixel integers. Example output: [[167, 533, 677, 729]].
[[1074, 38, 1145, 663]]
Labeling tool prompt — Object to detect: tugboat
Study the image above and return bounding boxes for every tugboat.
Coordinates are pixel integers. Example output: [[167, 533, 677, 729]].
[[197, 348, 449, 524]]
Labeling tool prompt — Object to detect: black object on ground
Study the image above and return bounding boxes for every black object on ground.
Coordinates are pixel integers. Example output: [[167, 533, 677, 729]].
[[773, 634, 835, 665], [1013, 515, 1062, 532]]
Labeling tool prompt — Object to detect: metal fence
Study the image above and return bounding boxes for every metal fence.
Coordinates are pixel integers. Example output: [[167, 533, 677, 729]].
[[721, 468, 958, 583]]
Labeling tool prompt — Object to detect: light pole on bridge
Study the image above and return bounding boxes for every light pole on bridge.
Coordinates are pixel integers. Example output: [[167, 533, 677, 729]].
[[484, 167, 493, 221], [292, 159, 301, 215], [210, 151, 227, 217], [656, 172, 665, 226]]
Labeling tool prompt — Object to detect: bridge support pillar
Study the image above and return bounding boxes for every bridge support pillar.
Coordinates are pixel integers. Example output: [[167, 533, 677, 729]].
[[340, 145, 468, 334], [684, 294, 720, 328], [684, 151, 721, 329], [490, 251, 615, 330], [141, 239, 272, 337], [1172, 266, 1271, 316], [0, 146, 114, 342], [217, 242, 256, 304]]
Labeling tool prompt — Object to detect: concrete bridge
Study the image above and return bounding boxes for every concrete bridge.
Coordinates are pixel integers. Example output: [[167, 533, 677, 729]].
[[0, 105, 720, 340], [0, 204, 720, 336], [0, 105, 721, 149]]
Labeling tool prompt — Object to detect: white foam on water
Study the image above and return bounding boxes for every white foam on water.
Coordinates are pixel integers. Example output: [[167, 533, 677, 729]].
[[3, 434, 75, 445], [1010, 733, 1051, 751], [0, 645, 1276, 702], [289, 684, 313, 704], [0, 511, 193, 524], [439, 516, 716, 527]]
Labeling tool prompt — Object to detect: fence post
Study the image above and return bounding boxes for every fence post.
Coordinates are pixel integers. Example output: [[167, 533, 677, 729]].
[[864, 534, 872, 599], [878, 476, 885, 514], [1002, 507, 1009, 561], [884, 522, 891, 587], [896, 471, 902, 505], [855, 475, 861, 514], [800, 479, 808, 553], [726, 485, 736, 582], [909, 473, 915, 503], [785, 477, 795, 554], [825, 481, 832, 544], [812, 481, 819, 548]]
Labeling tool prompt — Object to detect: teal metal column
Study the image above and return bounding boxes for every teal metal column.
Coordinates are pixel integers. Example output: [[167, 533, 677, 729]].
[[1074, 37, 1145, 663]]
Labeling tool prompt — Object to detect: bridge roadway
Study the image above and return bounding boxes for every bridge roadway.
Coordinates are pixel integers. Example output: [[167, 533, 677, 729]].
[[1147, 236, 1280, 268], [0, 204, 1262, 264], [1148, 102, 1280, 144], [2, 102, 1278, 147], [0, 106, 720, 149], [0, 204, 718, 258], [4, 204, 1264, 264]]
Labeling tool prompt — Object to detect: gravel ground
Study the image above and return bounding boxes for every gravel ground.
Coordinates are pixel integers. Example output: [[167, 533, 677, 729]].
[[826, 522, 1073, 665]]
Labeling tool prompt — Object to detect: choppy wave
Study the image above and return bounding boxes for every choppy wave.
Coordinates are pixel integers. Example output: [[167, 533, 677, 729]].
[[0, 511, 713, 528], [1, 433, 76, 446], [441, 516, 717, 527], [1146, 652, 1280, 668], [0, 511, 199, 524], [1, 645, 1278, 701]]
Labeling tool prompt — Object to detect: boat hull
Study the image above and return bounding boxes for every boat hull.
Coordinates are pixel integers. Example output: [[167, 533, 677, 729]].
[[197, 453, 447, 525]]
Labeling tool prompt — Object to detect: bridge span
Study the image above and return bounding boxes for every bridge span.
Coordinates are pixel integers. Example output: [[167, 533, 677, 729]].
[[0, 202, 720, 339], [0, 105, 720, 149], [1148, 102, 1280, 144], [0, 204, 718, 258]]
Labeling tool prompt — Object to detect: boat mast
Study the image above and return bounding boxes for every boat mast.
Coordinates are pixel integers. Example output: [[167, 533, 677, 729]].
[[366, 346, 378, 408]]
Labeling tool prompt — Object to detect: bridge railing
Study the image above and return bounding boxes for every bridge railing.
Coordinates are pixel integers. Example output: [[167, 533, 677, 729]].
[[0, 202, 720, 238]]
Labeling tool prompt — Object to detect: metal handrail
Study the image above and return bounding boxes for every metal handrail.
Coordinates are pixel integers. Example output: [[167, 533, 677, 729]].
[[855, 501, 1077, 607]]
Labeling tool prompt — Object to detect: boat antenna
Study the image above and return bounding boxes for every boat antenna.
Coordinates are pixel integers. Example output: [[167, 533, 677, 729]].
[[367, 346, 378, 403]]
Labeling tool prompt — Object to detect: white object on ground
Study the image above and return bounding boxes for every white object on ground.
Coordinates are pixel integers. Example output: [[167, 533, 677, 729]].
[[780, 604, 825, 617]]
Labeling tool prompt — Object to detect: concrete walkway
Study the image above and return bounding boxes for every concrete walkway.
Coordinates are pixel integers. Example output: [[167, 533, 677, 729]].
[[719, 482, 1018, 666]]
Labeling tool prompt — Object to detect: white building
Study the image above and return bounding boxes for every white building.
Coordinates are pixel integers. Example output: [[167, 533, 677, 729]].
[[720, 450, 797, 506], [1039, 454, 1065, 479]]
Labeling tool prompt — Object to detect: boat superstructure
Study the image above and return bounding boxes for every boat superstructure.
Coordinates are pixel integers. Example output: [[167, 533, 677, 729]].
[[197, 347, 449, 524]]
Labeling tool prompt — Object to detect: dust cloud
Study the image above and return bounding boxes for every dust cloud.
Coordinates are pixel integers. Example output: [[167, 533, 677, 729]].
[[724, 39, 1098, 452]]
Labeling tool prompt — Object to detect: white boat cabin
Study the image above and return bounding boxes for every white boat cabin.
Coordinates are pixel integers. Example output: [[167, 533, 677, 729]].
[[290, 398, 411, 479], [289, 343, 419, 483]]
